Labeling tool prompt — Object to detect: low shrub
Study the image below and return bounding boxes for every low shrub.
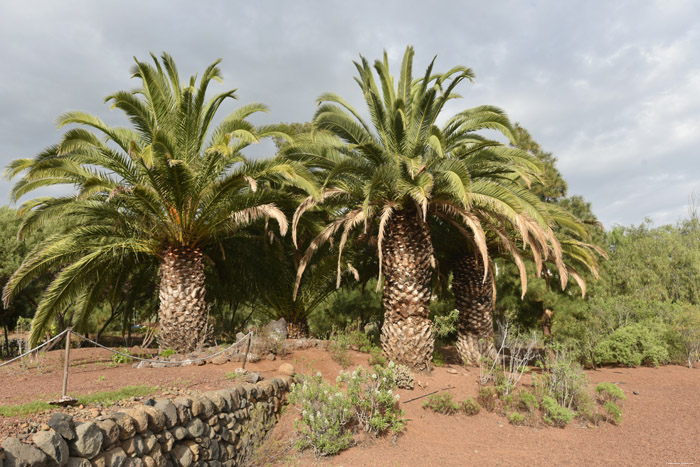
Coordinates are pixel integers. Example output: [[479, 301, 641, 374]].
[[541, 396, 574, 427], [289, 363, 406, 457], [594, 322, 669, 366], [516, 390, 539, 414], [160, 348, 176, 358], [422, 392, 460, 415], [461, 397, 481, 416], [604, 401, 623, 425], [368, 346, 387, 367], [477, 386, 498, 412], [595, 382, 626, 402], [507, 412, 525, 426], [338, 363, 405, 436], [111, 349, 134, 364], [289, 373, 354, 457]]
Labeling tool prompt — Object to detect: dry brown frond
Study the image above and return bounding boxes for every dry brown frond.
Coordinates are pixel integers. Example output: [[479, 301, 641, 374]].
[[231, 204, 288, 236], [291, 188, 346, 248]]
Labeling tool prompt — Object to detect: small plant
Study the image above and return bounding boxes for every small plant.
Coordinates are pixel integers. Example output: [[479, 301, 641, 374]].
[[289, 363, 405, 458], [604, 401, 623, 425], [339, 363, 405, 436], [432, 349, 445, 367], [394, 364, 415, 390], [477, 386, 497, 412], [160, 348, 176, 358], [111, 349, 133, 364], [226, 371, 245, 382], [595, 382, 626, 402], [289, 373, 354, 457], [97, 375, 106, 382], [368, 346, 387, 367], [461, 397, 481, 416], [507, 412, 525, 426], [516, 390, 539, 414], [422, 392, 460, 415], [328, 337, 352, 368], [541, 396, 574, 427]]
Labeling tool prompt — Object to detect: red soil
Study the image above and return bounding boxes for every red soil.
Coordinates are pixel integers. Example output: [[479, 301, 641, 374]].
[[1, 346, 699, 466]]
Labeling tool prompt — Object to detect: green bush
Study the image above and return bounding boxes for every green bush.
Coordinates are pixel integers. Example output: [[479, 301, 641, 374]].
[[477, 386, 498, 412], [422, 392, 460, 415], [160, 348, 176, 358], [604, 401, 623, 425], [288, 373, 354, 457], [368, 346, 387, 367], [595, 382, 626, 402], [541, 396, 574, 427], [432, 349, 445, 367], [594, 322, 670, 366], [507, 412, 525, 426], [338, 363, 405, 436], [533, 352, 589, 411], [111, 349, 134, 364], [516, 390, 539, 413], [461, 397, 481, 416]]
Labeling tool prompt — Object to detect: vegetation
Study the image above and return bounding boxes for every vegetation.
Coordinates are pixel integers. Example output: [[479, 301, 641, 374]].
[[0, 385, 157, 417], [289, 363, 405, 457]]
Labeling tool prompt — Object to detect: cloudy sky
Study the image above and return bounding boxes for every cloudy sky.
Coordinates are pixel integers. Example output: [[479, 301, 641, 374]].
[[1, 0, 698, 228]]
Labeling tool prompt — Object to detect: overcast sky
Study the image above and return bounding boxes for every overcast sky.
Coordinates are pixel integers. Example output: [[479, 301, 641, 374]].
[[1, 0, 698, 228]]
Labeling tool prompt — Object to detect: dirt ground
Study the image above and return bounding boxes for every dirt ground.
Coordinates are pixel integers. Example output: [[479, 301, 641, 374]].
[[1, 345, 699, 466]]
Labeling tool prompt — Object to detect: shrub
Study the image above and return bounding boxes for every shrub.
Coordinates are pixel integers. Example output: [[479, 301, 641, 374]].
[[477, 386, 498, 412], [288, 373, 354, 457], [533, 351, 589, 411], [433, 349, 445, 367], [338, 363, 405, 436], [328, 337, 352, 368], [516, 390, 539, 414], [112, 349, 133, 364], [507, 412, 525, 426], [160, 348, 176, 358], [422, 392, 460, 415], [541, 396, 574, 427], [368, 346, 387, 367], [461, 397, 481, 416], [594, 321, 670, 366], [604, 401, 623, 425], [595, 382, 626, 402]]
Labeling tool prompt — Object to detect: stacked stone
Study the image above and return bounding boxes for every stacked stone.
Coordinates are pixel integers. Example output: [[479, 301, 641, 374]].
[[0, 376, 293, 467]]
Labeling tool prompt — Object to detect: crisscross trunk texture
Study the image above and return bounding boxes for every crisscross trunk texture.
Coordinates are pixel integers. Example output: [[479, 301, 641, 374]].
[[158, 245, 210, 352], [454, 254, 495, 366], [380, 208, 434, 371], [286, 320, 309, 339]]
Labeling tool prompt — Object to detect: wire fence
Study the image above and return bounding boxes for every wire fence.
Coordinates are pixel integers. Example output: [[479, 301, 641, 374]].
[[0, 329, 253, 369]]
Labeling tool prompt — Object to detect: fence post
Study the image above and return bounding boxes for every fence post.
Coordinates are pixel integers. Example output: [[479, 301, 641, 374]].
[[241, 333, 252, 369], [61, 328, 72, 399]]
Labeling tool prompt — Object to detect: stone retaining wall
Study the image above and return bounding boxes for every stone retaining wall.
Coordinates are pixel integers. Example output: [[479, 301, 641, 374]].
[[0, 376, 293, 467]]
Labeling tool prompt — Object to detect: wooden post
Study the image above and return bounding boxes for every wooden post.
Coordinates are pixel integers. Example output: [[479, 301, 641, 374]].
[[241, 333, 252, 369], [62, 328, 72, 399]]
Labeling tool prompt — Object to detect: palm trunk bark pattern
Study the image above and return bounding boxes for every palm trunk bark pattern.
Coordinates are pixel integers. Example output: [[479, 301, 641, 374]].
[[380, 208, 435, 371], [286, 320, 309, 339], [454, 254, 495, 366], [158, 245, 210, 352]]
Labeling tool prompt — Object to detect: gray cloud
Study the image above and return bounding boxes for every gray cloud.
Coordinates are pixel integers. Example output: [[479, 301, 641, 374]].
[[1, 0, 698, 228]]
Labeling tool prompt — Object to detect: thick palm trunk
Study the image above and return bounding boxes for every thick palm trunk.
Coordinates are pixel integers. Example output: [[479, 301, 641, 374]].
[[454, 254, 495, 366], [380, 208, 434, 371], [286, 320, 309, 339], [158, 245, 210, 352]]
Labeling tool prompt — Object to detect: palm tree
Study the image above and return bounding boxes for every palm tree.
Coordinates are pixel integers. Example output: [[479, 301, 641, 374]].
[[286, 46, 549, 370], [3, 53, 314, 351]]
